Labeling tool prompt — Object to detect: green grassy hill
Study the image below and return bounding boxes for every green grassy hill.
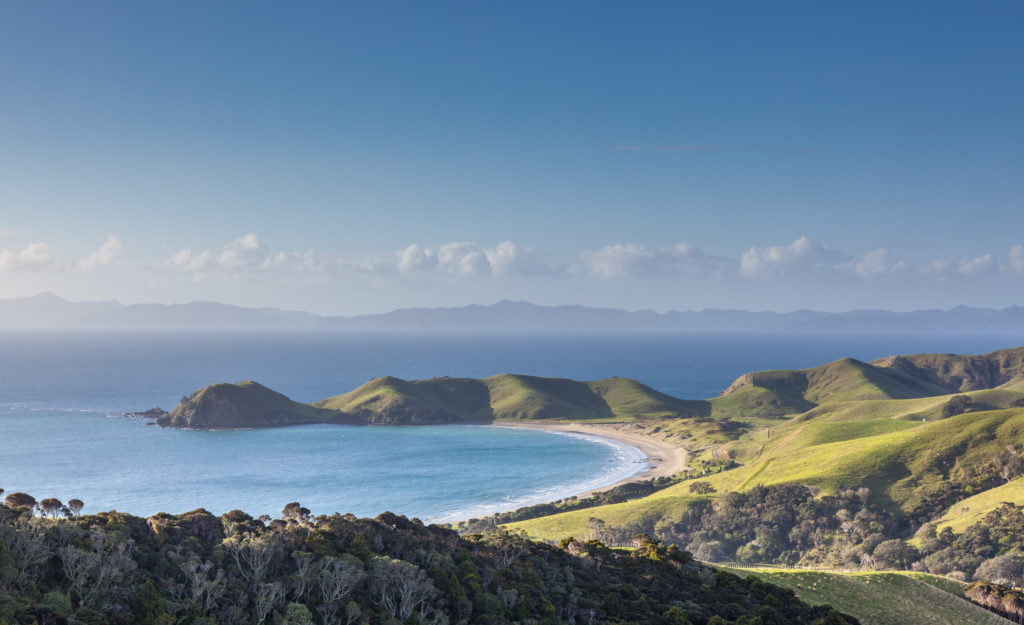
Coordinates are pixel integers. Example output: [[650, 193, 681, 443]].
[[161, 345, 1024, 431], [709, 376, 815, 418], [314, 376, 495, 423], [486, 375, 616, 420], [586, 376, 711, 418], [718, 567, 1007, 625], [932, 477, 1024, 534], [157, 380, 344, 428], [714, 407, 1024, 506], [510, 391, 1024, 541], [714, 357, 956, 419], [315, 373, 710, 423], [163, 374, 708, 429]]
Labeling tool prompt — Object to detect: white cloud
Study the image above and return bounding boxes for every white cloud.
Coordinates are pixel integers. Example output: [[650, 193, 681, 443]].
[[378, 238, 1024, 284], [436, 242, 488, 276], [922, 252, 1005, 278], [1008, 245, 1024, 273], [578, 242, 730, 279], [217, 232, 268, 271], [78, 234, 122, 270], [740, 236, 845, 280], [168, 233, 325, 276], [0, 242, 57, 271], [851, 248, 908, 277], [7, 231, 1024, 306], [485, 241, 548, 277], [395, 243, 437, 274], [366, 241, 547, 278], [957, 253, 997, 276]]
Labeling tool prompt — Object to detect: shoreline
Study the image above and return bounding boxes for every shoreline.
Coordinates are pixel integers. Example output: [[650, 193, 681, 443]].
[[135, 416, 691, 523], [490, 421, 689, 500]]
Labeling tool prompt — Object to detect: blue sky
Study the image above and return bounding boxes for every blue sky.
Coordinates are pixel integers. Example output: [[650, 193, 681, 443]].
[[1, 2, 1022, 314]]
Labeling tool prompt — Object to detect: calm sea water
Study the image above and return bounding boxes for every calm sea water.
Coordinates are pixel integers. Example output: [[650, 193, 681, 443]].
[[1, 330, 1021, 521]]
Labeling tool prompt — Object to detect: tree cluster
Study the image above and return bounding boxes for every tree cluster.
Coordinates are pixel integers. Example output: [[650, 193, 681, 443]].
[[644, 484, 904, 568], [580, 479, 1024, 600], [0, 493, 858, 625], [941, 395, 972, 418], [964, 580, 1024, 623]]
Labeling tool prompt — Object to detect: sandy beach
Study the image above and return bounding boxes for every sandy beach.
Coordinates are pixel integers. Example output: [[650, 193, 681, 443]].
[[494, 421, 689, 499]]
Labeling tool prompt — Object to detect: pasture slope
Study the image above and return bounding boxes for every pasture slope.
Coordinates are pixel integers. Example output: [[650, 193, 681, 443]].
[[718, 567, 1008, 625]]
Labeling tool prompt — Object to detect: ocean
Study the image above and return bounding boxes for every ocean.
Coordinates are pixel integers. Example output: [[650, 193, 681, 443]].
[[1, 329, 1021, 522]]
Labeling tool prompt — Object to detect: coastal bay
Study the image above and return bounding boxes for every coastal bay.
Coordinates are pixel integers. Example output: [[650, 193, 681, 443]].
[[492, 421, 688, 497], [3, 330, 1021, 524]]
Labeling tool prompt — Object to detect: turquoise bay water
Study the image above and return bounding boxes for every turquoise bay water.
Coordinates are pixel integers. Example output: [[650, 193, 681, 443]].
[[0, 411, 644, 522], [1, 330, 1022, 521]]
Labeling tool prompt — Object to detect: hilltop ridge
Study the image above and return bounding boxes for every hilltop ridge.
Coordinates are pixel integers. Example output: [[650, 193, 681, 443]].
[[156, 346, 1024, 430], [872, 346, 1024, 392], [716, 355, 963, 417], [159, 374, 710, 429], [503, 344, 1024, 593]]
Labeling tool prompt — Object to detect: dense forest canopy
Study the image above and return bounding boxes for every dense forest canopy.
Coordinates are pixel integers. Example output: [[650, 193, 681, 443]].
[[0, 493, 857, 625]]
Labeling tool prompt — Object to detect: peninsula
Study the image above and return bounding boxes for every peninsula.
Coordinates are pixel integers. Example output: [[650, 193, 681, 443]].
[[154, 345, 1024, 430], [155, 374, 709, 429]]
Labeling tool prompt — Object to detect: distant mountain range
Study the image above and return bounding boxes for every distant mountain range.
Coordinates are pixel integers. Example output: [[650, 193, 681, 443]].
[[2, 292, 1024, 332]]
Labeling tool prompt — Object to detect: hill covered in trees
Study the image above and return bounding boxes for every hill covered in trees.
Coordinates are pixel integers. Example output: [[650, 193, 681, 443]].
[[0, 493, 857, 625]]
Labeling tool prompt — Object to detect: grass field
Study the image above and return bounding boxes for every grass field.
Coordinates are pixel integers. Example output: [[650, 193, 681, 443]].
[[718, 567, 1007, 625], [311, 348, 1024, 565], [501, 350, 1024, 621], [511, 401, 1024, 540], [932, 476, 1024, 534]]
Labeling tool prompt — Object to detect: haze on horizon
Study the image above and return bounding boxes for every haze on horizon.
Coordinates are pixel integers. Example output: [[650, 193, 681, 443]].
[[1, 2, 1022, 316]]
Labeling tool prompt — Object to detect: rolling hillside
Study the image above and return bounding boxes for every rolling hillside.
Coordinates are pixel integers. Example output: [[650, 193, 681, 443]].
[[717, 568, 1008, 625], [715, 356, 958, 418], [315, 374, 710, 423], [159, 374, 709, 429], [159, 347, 1024, 535], [313, 376, 495, 424], [931, 477, 1024, 534], [510, 395, 1024, 541], [158, 345, 1024, 430], [509, 347, 1024, 572]]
